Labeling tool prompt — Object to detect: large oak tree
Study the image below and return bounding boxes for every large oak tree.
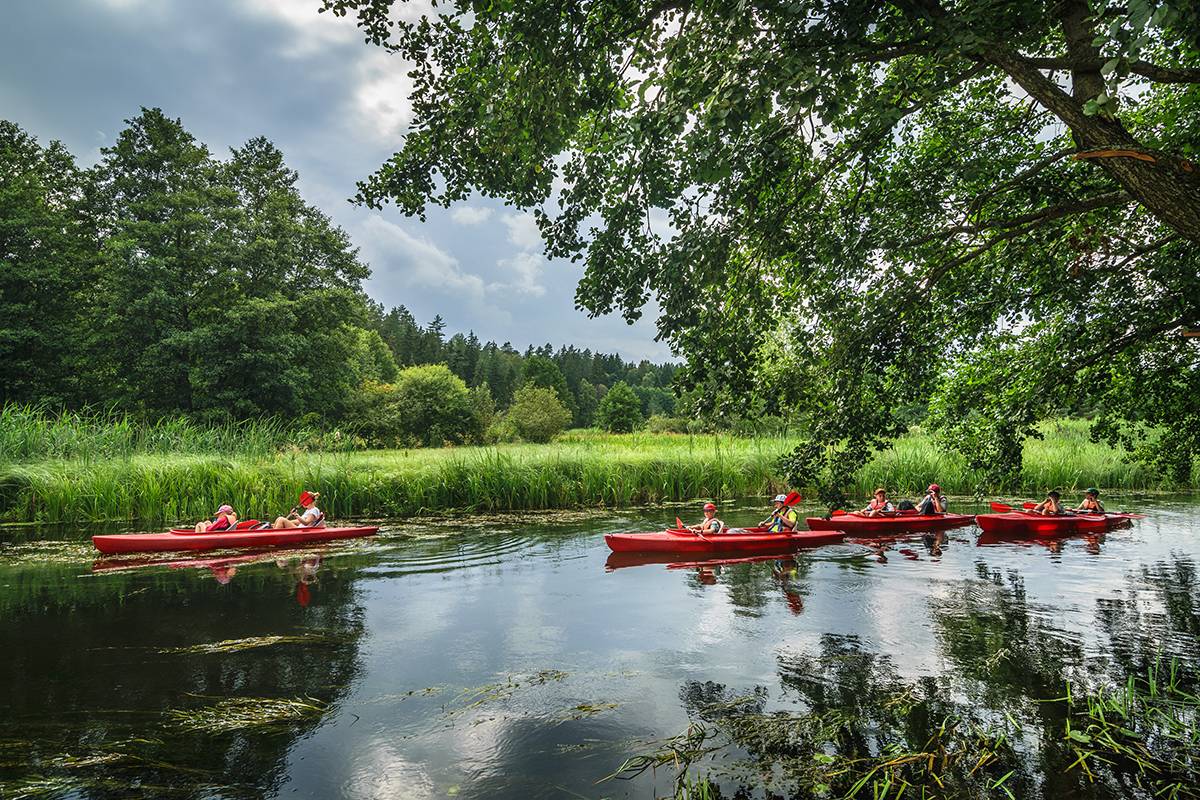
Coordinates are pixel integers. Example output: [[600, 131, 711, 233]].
[[324, 0, 1199, 492]]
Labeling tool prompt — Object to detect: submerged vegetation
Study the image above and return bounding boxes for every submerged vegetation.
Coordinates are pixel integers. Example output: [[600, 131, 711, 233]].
[[609, 659, 1200, 800], [1, 412, 1193, 526]]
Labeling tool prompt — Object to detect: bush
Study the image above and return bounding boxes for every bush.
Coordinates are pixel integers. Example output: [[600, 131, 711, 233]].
[[348, 365, 474, 447], [596, 381, 644, 433], [502, 384, 572, 443], [645, 414, 692, 434]]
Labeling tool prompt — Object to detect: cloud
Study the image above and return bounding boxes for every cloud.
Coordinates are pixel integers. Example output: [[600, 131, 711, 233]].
[[238, 0, 357, 56], [358, 215, 485, 300], [493, 252, 546, 297], [450, 205, 493, 226], [501, 211, 544, 251], [352, 50, 416, 142]]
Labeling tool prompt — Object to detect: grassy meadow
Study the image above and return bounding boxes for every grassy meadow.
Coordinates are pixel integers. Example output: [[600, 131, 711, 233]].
[[0, 411, 1191, 527]]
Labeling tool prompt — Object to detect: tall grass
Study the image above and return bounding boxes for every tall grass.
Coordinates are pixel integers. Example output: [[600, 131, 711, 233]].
[[0, 404, 313, 461], [1, 410, 1192, 528]]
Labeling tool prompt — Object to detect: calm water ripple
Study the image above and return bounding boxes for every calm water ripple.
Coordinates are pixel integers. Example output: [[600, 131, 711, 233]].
[[1, 496, 1198, 798]]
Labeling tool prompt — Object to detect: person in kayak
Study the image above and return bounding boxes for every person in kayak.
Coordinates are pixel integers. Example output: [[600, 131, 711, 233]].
[[860, 488, 895, 517], [761, 494, 799, 532], [1077, 487, 1105, 513], [915, 484, 947, 515], [689, 502, 725, 535], [1032, 490, 1065, 515], [272, 491, 324, 529], [194, 504, 237, 533]]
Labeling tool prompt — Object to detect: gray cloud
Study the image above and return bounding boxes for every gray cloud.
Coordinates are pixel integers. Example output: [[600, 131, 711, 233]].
[[2, 0, 673, 361]]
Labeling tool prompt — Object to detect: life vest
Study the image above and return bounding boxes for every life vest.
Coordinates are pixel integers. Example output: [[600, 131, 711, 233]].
[[867, 498, 892, 513], [209, 514, 231, 532], [768, 507, 797, 532]]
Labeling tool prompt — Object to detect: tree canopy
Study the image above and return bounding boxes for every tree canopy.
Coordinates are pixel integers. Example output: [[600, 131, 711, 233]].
[[323, 0, 1200, 487]]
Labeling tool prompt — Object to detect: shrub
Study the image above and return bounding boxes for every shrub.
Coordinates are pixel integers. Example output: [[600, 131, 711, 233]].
[[596, 381, 644, 433], [348, 365, 474, 447], [503, 384, 572, 443], [646, 414, 691, 434]]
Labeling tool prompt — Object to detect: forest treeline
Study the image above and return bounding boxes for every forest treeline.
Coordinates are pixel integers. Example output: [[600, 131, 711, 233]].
[[0, 109, 678, 445]]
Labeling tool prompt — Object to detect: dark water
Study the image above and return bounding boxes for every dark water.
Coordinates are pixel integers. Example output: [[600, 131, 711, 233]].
[[2, 497, 1198, 799]]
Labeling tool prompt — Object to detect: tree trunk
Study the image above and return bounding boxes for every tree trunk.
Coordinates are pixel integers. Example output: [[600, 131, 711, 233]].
[[979, 4, 1200, 242]]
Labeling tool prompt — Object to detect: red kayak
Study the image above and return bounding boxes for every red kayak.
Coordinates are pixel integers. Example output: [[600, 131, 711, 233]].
[[974, 512, 1135, 537], [92, 525, 379, 555], [806, 512, 975, 535], [604, 526, 844, 554]]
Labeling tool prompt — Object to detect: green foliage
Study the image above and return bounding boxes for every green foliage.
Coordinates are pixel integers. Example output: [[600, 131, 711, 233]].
[[501, 384, 571, 443], [391, 364, 475, 447], [326, 0, 1200, 493], [0, 122, 94, 407], [596, 381, 645, 434]]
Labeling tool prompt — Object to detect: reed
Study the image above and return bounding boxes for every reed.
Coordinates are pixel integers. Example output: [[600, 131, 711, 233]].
[[1, 412, 1192, 528]]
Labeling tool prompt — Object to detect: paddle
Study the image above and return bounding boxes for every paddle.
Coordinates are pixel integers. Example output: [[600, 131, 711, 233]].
[[675, 516, 711, 541]]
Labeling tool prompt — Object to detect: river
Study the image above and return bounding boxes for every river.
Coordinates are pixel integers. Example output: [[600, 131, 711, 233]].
[[2, 496, 1198, 798]]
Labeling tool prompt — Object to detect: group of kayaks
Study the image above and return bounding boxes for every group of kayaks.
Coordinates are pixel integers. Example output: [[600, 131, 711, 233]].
[[91, 498, 1143, 558], [603, 501, 1145, 556]]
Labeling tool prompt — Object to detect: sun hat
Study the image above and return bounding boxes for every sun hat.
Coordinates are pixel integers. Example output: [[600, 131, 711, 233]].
[[216, 504, 233, 515], [874, 487, 886, 496]]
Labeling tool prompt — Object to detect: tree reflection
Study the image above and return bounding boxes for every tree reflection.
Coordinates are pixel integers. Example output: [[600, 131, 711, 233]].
[[0, 556, 365, 798]]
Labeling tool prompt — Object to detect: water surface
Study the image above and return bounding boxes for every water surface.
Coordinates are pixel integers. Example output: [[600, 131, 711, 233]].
[[2, 497, 1198, 798]]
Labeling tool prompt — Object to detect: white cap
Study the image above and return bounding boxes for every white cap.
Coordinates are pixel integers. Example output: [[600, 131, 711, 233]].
[[774, 494, 787, 503]]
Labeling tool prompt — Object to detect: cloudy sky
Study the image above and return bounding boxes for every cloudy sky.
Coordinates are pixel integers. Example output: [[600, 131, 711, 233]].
[[1, 0, 672, 361]]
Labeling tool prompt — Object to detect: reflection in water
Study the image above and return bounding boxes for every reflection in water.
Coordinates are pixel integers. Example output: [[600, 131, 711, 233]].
[[2, 499, 1198, 798]]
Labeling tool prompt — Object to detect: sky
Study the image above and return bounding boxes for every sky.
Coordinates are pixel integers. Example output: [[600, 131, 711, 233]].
[[0, 0, 673, 362]]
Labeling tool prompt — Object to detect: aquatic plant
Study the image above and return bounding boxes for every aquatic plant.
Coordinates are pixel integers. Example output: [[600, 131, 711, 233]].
[[610, 660, 1200, 800]]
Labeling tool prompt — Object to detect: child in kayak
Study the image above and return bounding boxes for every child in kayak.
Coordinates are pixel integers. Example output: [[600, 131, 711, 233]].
[[761, 494, 799, 532], [915, 484, 947, 515], [1076, 487, 1105, 513], [194, 504, 237, 533], [689, 502, 725, 535], [861, 488, 894, 517], [1032, 490, 1065, 515], [272, 491, 324, 529]]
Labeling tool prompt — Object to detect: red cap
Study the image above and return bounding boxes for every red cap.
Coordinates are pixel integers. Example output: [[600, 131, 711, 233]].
[[928, 484, 940, 493], [703, 502, 717, 512]]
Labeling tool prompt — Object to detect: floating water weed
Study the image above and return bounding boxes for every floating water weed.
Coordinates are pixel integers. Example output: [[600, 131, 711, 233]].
[[167, 696, 328, 733], [158, 633, 346, 655]]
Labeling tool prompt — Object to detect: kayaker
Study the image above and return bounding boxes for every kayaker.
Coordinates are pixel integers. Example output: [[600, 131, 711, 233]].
[[860, 488, 894, 517], [689, 502, 725, 535], [761, 494, 799, 532], [915, 484, 947, 515], [272, 491, 324, 529], [1032, 490, 1065, 515], [194, 504, 237, 533], [1077, 487, 1105, 513]]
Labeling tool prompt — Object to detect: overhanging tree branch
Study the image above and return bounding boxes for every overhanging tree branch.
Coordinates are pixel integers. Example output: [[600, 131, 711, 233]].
[[1023, 56, 1200, 84]]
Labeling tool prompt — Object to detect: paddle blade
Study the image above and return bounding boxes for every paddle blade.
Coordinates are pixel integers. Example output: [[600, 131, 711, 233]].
[[1022, 502, 1037, 510], [831, 509, 847, 516], [990, 502, 1014, 513], [783, 491, 803, 507], [675, 517, 685, 530]]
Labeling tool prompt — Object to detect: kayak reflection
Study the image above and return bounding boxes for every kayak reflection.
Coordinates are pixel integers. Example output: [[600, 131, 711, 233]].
[[976, 529, 1108, 553]]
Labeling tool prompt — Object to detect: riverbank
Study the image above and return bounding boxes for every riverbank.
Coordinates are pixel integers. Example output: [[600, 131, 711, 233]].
[[1, 420, 1191, 527]]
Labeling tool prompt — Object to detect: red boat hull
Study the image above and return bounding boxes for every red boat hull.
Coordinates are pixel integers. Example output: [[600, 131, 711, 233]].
[[604, 527, 844, 554], [92, 526, 379, 554], [806, 513, 975, 535], [974, 512, 1124, 537]]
